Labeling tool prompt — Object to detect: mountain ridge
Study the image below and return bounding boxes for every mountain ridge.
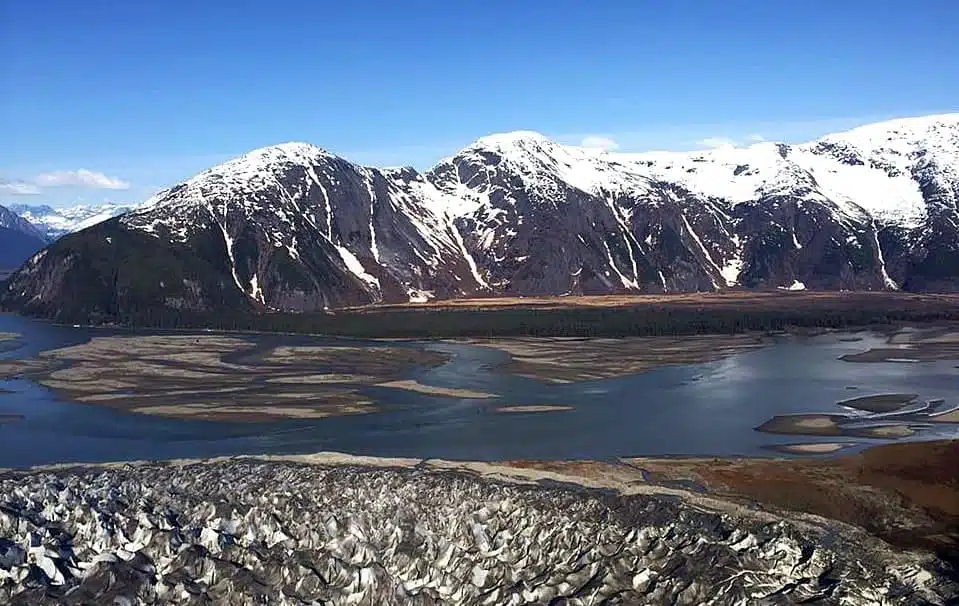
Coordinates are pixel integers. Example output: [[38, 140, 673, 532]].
[[8, 202, 138, 239], [3, 114, 959, 320], [0, 204, 49, 271]]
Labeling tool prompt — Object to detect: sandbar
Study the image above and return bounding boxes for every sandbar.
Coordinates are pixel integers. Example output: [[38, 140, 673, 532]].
[[0, 332, 19, 342], [3, 335, 449, 422], [836, 393, 918, 413], [841, 328, 959, 363], [495, 405, 574, 413], [755, 414, 844, 436], [130, 402, 375, 422], [848, 424, 916, 438], [767, 442, 857, 454], [449, 333, 768, 383], [377, 380, 496, 399], [266, 374, 377, 385], [930, 407, 959, 423]]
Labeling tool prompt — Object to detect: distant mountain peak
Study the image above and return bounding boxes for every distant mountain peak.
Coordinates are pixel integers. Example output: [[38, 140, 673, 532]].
[[9, 202, 137, 239]]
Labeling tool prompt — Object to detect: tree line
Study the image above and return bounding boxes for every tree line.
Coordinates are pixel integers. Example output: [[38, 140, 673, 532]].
[[40, 298, 959, 339]]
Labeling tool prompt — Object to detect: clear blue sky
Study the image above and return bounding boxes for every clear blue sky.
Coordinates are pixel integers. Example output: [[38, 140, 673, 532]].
[[3, 0, 958, 207]]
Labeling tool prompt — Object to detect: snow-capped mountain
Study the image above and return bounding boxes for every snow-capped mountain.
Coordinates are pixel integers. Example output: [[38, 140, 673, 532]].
[[3, 114, 958, 318], [120, 143, 482, 309], [0, 204, 49, 272], [427, 114, 959, 295], [0, 204, 48, 240], [8, 202, 138, 239]]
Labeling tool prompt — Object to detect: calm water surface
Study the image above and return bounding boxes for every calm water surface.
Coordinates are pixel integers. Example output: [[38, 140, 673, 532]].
[[1, 314, 957, 468]]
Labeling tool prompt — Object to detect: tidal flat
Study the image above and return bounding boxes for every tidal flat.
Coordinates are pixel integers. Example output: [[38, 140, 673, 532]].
[[0, 335, 449, 422]]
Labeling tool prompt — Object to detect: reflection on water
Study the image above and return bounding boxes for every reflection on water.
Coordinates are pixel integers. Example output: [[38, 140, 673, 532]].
[[0, 314, 957, 468]]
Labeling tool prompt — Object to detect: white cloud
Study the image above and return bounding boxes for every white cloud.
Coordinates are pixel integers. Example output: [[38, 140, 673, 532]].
[[579, 135, 620, 151], [747, 133, 766, 142], [696, 137, 738, 150], [0, 179, 42, 195], [34, 169, 130, 190]]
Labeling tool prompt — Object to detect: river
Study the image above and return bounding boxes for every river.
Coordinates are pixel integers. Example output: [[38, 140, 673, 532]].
[[1, 313, 957, 468]]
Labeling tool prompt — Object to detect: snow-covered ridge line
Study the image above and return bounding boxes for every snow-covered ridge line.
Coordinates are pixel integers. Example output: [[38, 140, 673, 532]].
[[9, 203, 139, 239], [122, 112, 959, 231]]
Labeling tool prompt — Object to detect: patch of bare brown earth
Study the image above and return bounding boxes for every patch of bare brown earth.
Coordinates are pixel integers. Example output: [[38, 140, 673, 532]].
[[347, 290, 959, 313], [619, 440, 959, 562]]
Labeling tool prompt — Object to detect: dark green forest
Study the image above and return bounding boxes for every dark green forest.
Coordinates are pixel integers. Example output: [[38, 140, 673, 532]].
[[20, 295, 959, 339]]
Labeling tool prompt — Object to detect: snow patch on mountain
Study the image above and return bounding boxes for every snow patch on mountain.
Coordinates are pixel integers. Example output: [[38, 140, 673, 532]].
[[336, 243, 381, 291], [464, 131, 658, 200]]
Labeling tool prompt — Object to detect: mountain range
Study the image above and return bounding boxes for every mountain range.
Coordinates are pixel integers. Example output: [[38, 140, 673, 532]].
[[6, 203, 136, 240], [2, 114, 958, 320]]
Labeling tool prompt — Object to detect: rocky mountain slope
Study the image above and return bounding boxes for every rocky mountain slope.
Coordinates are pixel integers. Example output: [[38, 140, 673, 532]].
[[1, 456, 954, 605], [2, 114, 958, 319], [0, 205, 49, 271], [7, 203, 136, 239]]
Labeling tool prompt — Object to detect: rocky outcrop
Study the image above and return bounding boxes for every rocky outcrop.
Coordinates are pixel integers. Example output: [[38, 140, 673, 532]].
[[0, 456, 955, 605]]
